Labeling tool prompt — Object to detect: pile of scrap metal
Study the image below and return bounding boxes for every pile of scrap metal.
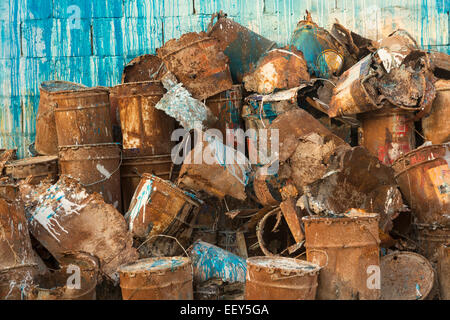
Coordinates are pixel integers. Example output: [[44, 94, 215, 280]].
[[1, 10, 449, 300]]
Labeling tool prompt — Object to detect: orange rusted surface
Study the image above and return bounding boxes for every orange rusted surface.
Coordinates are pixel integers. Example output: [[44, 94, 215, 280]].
[[415, 223, 450, 261], [5, 155, 59, 185], [245, 256, 320, 300], [437, 244, 450, 299], [303, 214, 381, 300], [121, 54, 167, 83], [110, 80, 176, 157], [422, 79, 450, 144]]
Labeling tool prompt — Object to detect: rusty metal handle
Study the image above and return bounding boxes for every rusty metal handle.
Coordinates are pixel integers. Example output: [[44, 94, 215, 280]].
[[80, 149, 123, 188]]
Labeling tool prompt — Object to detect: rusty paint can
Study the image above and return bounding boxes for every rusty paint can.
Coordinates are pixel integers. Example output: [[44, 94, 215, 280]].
[[392, 143, 450, 226], [207, 14, 277, 83], [121, 54, 167, 83], [110, 81, 176, 157], [53, 86, 113, 146], [358, 106, 416, 165], [380, 251, 435, 300], [118, 257, 193, 300], [125, 173, 200, 240], [245, 256, 321, 300], [0, 182, 18, 201], [58, 143, 122, 210], [415, 223, 450, 261], [205, 84, 244, 144], [157, 32, 233, 100], [422, 79, 450, 144], [303, 214, 381, 300], [35, 81, 87, 155], [120, 154, 174, 213], [5, 155, 59, 184], [28, 252, 99, 300], [437, 244, 450, 299]]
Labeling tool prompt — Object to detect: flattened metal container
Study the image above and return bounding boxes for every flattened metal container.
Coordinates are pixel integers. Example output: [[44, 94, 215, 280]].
[[125, 173, 200, 239], [58, 143, 122, 210], [118, 257, 193, 300], [437, 244, 450, 299], [303, 214, 381, 300], [35, 81, 87, 155], [415, 223, 450, 261], [120, 154, 173, 213], [245, 256, 321, 300], [109, 81, 175, 157], [392, 143, 450, 226], [53, 86, 113, 146], [5, 155, 59, 184], [358, 107, 415, 165], [380, 251, 434, 300], [157, 32, 233, 100], [189, 240, 247, 283], [422, 79, 450, 144], [207, 14, 277, 83]]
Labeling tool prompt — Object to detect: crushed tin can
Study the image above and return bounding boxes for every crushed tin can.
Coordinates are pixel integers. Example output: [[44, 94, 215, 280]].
[[121, 54, 167, 83], [422, 79, 450, 144], [5, 155, 59, 185]]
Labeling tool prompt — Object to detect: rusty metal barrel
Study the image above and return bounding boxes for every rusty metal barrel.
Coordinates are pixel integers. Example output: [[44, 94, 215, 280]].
[[437, 244, 450, 299], [120, 154, 174, 212], [118, 257, 193, 300], [422, 79, 450, 144], [53, 86, 113, 146], [358, 107, 415, 165], [415, 223, 450, 261], [58, 143, 122, 211], [35, 81, 87, 155], [303, 214, 381, 300], [392, 143, 450, 227], [110, 81, 176, 157], [245, 256, 321, 300], [5, 155, 59, 184]]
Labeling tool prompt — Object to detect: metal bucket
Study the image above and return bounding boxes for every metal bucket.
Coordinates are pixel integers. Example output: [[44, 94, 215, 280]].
[[110, 81, 176, 157], [303, 214, 381, 300], [392, 143, 450, 226], [28, 252, 99, 300], [120, 154, 174, 213], [53, 86, 113, 146], [437, 244, 450, 299], [118, 257, 193, 300], [5, 155, 59, 184], [422, 79, 450, 144], [358, 107, 416, 165], [58, 143, 122, 210], [245, 256, 321, 300], [157, 32, 233, 100], [207, 14, 277, 83], [125, 173, 200, 240], [380, 251, 435, 300], [415, 223, 450, 261]]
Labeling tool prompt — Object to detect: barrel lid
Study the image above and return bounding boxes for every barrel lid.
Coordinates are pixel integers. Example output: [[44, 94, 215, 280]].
[[5, 155, 58, 167], [118, 257, 190, 273], [247, 256, 321, 274], [381, 251, 434, 300]]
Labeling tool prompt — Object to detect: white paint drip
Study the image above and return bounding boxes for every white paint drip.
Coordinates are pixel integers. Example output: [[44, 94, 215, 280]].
[[126, 179, 153, 232], [96, 164, 112, 179]]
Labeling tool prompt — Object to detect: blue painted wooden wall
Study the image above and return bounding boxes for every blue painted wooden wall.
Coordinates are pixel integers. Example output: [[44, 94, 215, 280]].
[[1, 0, 448, 158]]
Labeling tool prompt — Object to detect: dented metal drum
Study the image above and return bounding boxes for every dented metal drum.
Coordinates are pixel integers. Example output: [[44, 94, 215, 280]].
[[53, 86, 113, 146], [392, 143, 450, 226], [5, 155, 59, 184], [437, 244, 450, 299], [415, 224, 450, 261], [245, 256, 321, 300], [303, 214, 381, 300], [35, 81, 87, 155], [157, 32, 233, 100], [358, 107, 415, 165], [110, 81, 176, 157], [58, 143, 122, 210], [120, 154, 173, 213], [422, 79, 450, 144], [118, 257, 193, 300]]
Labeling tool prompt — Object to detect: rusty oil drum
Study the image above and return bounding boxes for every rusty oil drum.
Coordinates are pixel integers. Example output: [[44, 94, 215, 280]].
[[415, 223, 450, 261], [422, 79, 450, 144], [358, 107, 415, 165], [245, 256, 321, 300], [118, 257, 193, 300], [437, 244, 450, 299], [35, 81, 87, 155], [53, 86, 113, 146], [120, 154, 174, 212], [5, 155, 59, 184], [392, 143, 450, 226], [110, 81, 175, 157], [303, 214, 381, 300], [125, 173, 200, 240], [58, 143, 122, 211]]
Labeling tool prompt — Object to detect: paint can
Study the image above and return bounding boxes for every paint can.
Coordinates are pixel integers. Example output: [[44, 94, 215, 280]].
[[422, 79, 450, 144], [118, 257, 193, 300], [437, 244, 450, 299], [415, 223, 450, 261], [245, 256, 321, 300], [5, 155, 59, 184], [121, 54, 167, 83], [303, 214, 381, 300]]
